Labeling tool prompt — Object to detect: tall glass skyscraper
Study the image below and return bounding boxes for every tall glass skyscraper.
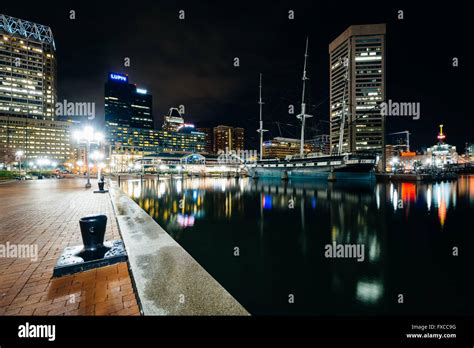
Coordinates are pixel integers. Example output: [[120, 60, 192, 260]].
[[105, 72, 153, 130], [105, 72, 154, 150], [329, 24, 386, 154]]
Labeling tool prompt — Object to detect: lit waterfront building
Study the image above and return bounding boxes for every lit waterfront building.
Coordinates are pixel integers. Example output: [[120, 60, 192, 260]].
[[0, 116, 71, 162], [329, 24, 386, 154], [0, 14, 56, 120], [213, 125, 244, 153], [263, 137, 313, 159], [387, 125, 458, 172], [162, 107, 184, 132], [466, 144, 474, 157], [464, 143, 474, 162], [108, 126, 158, 153], [426, 125, 458, 168], [306, 134, 330, 155], [196, 127, 213, 153], [158, 125, 205, 153], [108, 125, 205, 156]]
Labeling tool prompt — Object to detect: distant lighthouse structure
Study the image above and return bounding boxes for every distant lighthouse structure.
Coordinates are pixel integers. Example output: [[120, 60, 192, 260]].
[[428, 124, 458, 168], [437, 124, 446, 143]]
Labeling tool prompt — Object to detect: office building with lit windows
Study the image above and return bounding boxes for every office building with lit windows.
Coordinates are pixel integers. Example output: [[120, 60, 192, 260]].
[[108, 124, 205, 155], [0, 14, 56, 120], [329, 24, 386, 154], [263, 137, 313, 159], [306, 134, 330, 155], [213, 125, 244, 153], [105, 72, 153, 146], [162, 107, 185, 132], [0, 14, 69, 164], [158, 126, 205, 153], [0, 116, 71, 161], [196, 127, 213, 153]]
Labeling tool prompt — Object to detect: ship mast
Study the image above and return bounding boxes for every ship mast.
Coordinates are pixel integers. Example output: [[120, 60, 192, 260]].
[[297, 37, 313, 157], [257, 73, 267, 161]]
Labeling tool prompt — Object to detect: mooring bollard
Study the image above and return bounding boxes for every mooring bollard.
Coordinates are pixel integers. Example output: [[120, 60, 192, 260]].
[[94, 175, 108, 193], [79, 214, 107, 252], [53, 213, 127, 277]]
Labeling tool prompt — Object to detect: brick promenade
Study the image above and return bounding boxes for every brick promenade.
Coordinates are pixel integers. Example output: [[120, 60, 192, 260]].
[[0, 178, 140, 315]]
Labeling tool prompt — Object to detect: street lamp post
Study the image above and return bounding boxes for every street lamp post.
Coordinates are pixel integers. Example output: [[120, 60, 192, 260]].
[[15, 151, 24, 179], [74, 126, 103, 189], [91, 150, 105, 181]]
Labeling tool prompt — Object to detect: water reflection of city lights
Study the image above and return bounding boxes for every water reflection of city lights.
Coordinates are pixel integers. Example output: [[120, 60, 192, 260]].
[[262, 194, 272, 210], [133, 183, 141, 199], [438, 200, 447, 227], [158, 182, 166, 197], [356, 280, 383, 304], [426, 187, 432, 211], [177, 214, 195, 227], [368, 236, 380, 262], [176, 180, 182, 194], [375, 184, 380, 209], [401, 183, 416, 203], [117, 175, 473, 315], [470, 177, 474, 204], [392, 188, 398, 211]]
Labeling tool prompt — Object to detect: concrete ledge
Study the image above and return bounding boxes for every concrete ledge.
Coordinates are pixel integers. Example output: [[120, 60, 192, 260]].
[[108, 180, 249, 316]]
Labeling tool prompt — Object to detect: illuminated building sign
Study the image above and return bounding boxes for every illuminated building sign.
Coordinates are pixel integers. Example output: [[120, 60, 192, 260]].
[[177, 123, 195, 130], [136, 88, 147, 94], [400, 151, 416, 157], [109, 73, 128, 83]]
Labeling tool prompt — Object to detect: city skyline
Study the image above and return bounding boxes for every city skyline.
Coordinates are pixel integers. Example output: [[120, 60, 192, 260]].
[[1, 1, 471, 151], [0, 2, 472, 343]]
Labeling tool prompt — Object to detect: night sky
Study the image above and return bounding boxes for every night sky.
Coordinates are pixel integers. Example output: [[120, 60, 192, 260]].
[[2, 1, 471, 151]]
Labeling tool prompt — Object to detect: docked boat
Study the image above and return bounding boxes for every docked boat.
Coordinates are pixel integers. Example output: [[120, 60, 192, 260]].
[[249, 153, 376, 181], [249, 38, 377, 181]]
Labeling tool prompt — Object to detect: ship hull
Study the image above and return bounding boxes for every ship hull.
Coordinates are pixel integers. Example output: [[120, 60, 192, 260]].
[[249, 154, 377, 181]]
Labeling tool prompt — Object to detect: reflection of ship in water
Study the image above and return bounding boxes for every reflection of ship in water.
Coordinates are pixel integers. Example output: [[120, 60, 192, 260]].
[[122, 177, 386, 312], [254, 178, 386, 311], [120, 175, 473, 314]]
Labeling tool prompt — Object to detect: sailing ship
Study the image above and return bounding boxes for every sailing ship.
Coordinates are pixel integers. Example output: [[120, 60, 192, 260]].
[[249, 38, 377, 181]]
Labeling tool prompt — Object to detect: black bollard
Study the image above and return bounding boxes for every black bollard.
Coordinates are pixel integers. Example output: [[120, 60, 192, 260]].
[[94, 176, 108, 193], [53, 213, 127, 277], [79, 214, 107, 252]]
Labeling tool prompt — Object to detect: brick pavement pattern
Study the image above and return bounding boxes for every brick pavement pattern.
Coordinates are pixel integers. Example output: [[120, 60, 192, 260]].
[[0, 179, 141, 315]]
